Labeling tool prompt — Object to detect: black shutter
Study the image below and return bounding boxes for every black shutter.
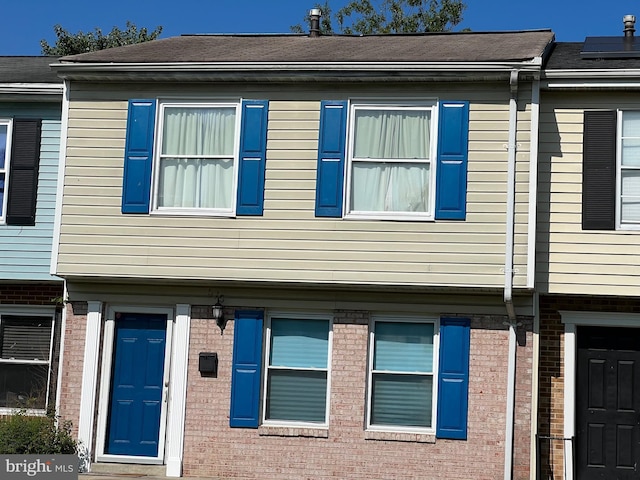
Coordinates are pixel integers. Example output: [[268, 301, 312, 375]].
[[582, 111, 616, 230], [6, 119, 42, 226]]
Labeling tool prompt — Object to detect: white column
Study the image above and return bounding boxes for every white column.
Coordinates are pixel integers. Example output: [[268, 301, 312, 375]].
[[563, 323, 576, 480], [77, 301, 102, 472], [165, 304, 191, 477]]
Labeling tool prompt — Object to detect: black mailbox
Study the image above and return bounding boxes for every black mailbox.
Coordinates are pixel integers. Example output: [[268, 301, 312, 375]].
[[199, 352, 218, 377]]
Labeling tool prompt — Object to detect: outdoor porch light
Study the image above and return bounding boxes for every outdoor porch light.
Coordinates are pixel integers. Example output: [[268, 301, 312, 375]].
[[212, 295, 226, 334]]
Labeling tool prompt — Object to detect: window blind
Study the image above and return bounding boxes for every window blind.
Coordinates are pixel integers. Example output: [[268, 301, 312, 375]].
[[0, 316, 52, 361]]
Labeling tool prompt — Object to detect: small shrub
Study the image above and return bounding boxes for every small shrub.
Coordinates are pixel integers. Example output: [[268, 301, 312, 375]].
[[0, 409, 77, 454]]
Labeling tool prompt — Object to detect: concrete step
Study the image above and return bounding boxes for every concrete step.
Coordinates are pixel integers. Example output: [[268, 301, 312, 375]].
[[88, 463, 166, 476]]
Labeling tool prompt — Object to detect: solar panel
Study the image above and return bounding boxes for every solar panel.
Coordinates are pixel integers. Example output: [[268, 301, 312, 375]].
[[581, 36, 640, 59]]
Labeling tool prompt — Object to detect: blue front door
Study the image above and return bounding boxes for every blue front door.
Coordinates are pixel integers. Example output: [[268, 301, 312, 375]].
[[106, 313, 167, 457]]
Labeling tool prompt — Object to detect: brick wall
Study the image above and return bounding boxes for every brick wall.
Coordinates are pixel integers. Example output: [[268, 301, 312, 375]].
[[58, 301, 88, 438], [514, 318, 534, 480], [181, 308, 533, 480], [58, 302, 535, 479], [0, 282, 63, 305]]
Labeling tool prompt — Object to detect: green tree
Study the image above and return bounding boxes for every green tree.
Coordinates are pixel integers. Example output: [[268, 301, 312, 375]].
[[41, 21, 163, 56], [291, 0, 465, 35]]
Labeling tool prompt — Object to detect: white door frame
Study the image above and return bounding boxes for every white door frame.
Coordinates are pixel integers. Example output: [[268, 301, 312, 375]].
[[95, 305, 175, 465], [561, 311, 640, 480]]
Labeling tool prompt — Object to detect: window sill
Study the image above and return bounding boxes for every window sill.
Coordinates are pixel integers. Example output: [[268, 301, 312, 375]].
[[0, 407, 46, 417], [258, 426, 329, 438], [344, 213, 434, 222], [150, 209, 235, 218], [364, 430, 435, 443]]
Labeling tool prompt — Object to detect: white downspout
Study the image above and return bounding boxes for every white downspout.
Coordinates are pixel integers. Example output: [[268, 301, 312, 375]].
[[504, 69, 519, 480]]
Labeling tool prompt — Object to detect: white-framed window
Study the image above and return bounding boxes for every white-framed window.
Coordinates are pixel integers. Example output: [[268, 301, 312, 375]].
[[618, 110, 640, 228], [0, 119, 12, 223], [152, 101, 241, 216], [346, 102, 437, 220], [0, 311, 54, 411], [367, 316, 438, 432], [263, 314, 332, 425]]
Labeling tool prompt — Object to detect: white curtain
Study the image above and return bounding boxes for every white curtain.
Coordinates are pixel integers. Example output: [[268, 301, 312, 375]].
[[351, 109, 431, 213], [158, 107, 236, 209], [621, 112, 640, 222]]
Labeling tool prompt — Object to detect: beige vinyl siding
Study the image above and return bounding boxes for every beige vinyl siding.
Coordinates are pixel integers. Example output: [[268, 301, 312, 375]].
[[57, 81, 534, 289], [538, 91, 640, 296]]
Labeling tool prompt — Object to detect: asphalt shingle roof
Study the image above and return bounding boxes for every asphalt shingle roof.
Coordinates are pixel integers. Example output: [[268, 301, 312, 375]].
[[0, 56, 61, 83], [545, 42, 640, 70], [59, 31, 554, 64]]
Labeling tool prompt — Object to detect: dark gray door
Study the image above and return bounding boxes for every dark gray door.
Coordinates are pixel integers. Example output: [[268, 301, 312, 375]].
[[576, 326, 640, 479]]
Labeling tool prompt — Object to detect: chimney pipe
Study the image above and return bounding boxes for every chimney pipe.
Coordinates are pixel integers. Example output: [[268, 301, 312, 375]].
[[309, 8, 322, 37], [624, 14, 636, 38]]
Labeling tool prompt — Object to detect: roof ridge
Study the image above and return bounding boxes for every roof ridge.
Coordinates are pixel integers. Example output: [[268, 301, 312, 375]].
[[179, 29, 554, 38]]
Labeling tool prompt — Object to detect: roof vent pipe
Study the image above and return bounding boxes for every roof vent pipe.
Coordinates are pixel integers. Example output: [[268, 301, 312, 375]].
[[309, 8, 322, 37], [624, 14, 636, 38]]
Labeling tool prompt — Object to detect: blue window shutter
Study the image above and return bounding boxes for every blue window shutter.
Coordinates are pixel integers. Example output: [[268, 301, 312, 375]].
[[230, 310, 264, 428], [122, 99, 156, 214], [237, 100, 269, 215], [436, 317, 470, 440], [315, 100, 347, 217], [435, 101, 469, 220]]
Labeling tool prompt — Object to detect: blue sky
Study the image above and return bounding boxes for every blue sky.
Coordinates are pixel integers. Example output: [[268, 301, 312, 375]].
[[4, 0, 639, 55]]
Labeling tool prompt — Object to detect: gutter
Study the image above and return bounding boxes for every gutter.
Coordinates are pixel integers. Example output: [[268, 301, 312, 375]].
[[545, 68, 640, 78], [543, 69, 640, 90], [544, 80, 640, 89], [0, 83, 63, 95], [49, 60, 545, 83], [504, 68, 519, 480], [50, 59, 544, 74]]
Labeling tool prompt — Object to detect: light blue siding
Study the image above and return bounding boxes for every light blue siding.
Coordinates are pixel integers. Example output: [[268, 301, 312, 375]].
[[0, 103, 62, 280]]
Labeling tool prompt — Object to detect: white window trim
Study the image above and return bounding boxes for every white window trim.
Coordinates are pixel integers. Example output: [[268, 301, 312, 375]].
[[344, 100, 439, 221], [0, 118, 13, 224], [366, 315, 440, 434], [0, 305, 56, 415], [150, 100, 242, 218], [616, 109, 640, 230], [262, 311, 333, 428]]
